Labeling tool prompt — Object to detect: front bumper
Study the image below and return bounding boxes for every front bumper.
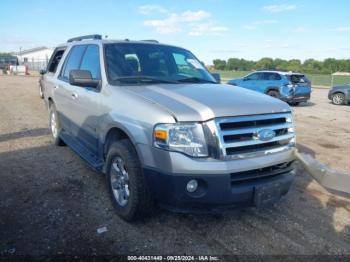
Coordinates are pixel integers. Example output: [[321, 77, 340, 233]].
[[143, 161, 296, 213]]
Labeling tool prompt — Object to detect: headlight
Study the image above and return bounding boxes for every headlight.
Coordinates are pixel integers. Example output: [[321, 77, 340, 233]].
[[153, 123, 208, 157]]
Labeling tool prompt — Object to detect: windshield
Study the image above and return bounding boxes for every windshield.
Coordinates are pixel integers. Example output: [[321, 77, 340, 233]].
[[104, 43, 216, 85]]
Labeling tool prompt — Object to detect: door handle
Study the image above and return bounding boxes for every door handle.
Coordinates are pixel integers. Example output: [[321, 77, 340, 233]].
[[54, 85, 59, 89], [71, 93, 78, 99]]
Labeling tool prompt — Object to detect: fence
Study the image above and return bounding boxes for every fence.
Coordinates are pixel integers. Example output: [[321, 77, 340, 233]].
[[21, 58, 49, 72], [309, 74, 350, 88]]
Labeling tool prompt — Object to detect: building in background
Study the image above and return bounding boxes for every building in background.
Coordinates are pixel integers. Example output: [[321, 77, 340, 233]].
[[15, 46, 53, 71]]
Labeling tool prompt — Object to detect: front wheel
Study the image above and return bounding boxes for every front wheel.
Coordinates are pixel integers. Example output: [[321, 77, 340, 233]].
[[332, 93, 345, 105], [106, 140, 153, 221]]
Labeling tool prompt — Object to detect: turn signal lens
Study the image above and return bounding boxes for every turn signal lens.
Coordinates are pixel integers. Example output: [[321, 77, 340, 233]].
[[154, 130, 168, 140]]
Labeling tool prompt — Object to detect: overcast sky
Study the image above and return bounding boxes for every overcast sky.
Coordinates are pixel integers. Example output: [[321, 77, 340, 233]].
[[1, 0, 349, 64]]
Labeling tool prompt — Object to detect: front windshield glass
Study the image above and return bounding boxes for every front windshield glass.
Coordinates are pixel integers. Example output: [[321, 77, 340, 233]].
[[104, 43, 216, 85]]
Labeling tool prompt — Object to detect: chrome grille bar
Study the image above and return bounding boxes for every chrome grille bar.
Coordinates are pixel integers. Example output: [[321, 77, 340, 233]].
[[213, 113, 295, 159]]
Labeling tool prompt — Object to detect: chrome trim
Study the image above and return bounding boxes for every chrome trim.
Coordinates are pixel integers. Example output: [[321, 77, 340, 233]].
[[220, 123, 293, 135], [224, 133, 294, 147], [207, 113, 295, 160], [216, 113, 292, 124]]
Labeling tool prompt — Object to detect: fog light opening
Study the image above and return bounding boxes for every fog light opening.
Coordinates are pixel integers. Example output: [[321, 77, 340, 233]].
[[186, 179, 198, 193]]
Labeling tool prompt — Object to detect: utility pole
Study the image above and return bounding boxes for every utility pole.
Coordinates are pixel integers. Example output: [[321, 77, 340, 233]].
[[19, 47, 22, 65]]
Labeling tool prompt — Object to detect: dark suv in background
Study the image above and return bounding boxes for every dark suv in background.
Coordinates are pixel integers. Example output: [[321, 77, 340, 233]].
[[328, 84, 350, 105]]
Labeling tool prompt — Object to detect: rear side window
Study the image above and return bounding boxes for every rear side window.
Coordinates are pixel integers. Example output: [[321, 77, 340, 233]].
[[47, 48, 66, 73], [288, 74, 308, 83], [61, 45, 87, 80], [80, 45, 101, 80], [263, 73, 281, 81]]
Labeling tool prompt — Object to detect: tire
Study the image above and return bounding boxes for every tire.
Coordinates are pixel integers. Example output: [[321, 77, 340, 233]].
[[106, 140, 153, 221], [49, 103, 65, 146], [289, 102, 300, 106], [267, 90, 280, 99], [332, 93, 346, 105]]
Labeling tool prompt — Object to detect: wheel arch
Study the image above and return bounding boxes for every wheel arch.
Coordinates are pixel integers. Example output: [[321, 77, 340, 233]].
[[101, 124, 144, 163], [332, 90, 346, 96], [265, 87, 280, 94]]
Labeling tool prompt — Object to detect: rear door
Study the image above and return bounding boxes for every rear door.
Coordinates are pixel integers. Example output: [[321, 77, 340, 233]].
[[262, 72, 282, 93], [42, 47, 66, 98]]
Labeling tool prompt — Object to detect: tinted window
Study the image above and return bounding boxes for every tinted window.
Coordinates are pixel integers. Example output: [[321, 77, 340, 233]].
[[47, 48, 66, 73], [80, 45, 101, 80], [263, 73, 281, 80], [61, 45, 86, 79]]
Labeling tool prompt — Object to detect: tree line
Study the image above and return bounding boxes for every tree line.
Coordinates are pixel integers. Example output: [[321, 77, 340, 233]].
[[213, 58, 350, 74]]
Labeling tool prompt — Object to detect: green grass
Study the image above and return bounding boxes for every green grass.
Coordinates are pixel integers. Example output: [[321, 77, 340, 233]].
[[212, 70, 350, 87]]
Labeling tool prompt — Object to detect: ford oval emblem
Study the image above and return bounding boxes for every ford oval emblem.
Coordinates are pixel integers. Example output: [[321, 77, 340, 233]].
[[255, 129, 276, 141]]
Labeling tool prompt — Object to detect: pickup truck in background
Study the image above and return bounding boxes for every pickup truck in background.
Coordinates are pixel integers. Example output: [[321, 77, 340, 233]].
[[40, 35, 297, 221]]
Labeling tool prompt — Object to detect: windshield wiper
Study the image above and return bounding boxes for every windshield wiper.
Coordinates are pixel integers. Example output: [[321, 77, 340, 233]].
[[114, 76, 178, 84], [177, 77, 216, 84]]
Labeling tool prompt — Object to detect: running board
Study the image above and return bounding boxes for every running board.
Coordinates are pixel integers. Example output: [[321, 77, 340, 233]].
[[295, 150, 350, 195], [60, 131, 103, 171]]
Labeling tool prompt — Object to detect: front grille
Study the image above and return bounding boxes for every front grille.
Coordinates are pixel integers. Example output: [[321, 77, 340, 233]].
[[230, 161, 295, 184], [215, 113, 295, 159]]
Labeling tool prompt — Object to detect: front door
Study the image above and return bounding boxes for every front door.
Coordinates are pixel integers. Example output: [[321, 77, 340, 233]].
[[66, 44, 102, 154], [56, 45, 87, 133]]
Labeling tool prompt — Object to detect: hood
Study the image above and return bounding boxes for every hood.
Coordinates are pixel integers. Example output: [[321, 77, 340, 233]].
[[123, 83, 291, 122]]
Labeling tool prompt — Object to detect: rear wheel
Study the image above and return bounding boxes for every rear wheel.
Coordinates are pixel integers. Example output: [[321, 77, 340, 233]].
[[106, 140, 153, 221], [332, 93, 345, 105], [267, 90, 280, 99]]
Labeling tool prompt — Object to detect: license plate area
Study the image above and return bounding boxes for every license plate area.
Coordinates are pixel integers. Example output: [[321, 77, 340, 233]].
[[254, 182, 283, 207]]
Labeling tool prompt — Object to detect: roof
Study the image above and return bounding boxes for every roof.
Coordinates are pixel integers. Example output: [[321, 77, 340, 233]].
[[15, 46, 51, 55], [56, 38, 185, 50], [255, 70, 303, 75]]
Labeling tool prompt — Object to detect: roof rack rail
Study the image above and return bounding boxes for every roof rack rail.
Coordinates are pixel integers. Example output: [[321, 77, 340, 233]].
[[141, 39, 159, 43], [67, 34, 102, 43]]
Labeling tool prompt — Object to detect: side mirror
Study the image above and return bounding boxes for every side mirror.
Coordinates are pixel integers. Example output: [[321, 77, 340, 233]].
[[69, 70, 100, 88], [39, 69, 46, 75], [211, 73, 221, 83]]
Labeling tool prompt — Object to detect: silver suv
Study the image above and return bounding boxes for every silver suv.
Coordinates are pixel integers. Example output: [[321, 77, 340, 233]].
[[41, 35, 296, 221]]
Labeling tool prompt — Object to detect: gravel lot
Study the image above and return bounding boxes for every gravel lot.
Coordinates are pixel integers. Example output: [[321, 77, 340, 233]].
[[0, 76, 349, 256]]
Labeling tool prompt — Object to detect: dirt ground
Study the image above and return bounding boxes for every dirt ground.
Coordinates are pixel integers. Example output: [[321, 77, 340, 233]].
[[0, 76, 349, 256]]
